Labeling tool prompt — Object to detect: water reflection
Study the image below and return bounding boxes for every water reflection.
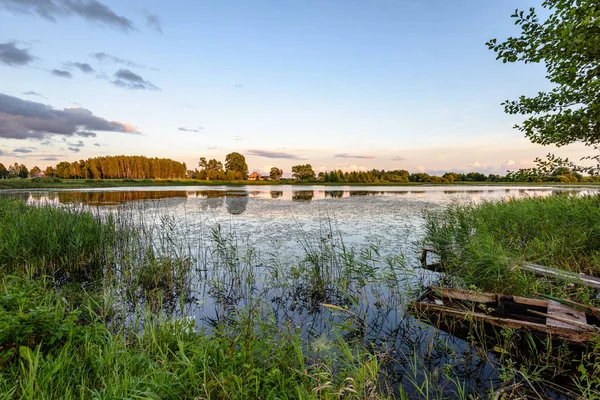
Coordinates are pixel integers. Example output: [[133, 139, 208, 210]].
[[225, 193, 249, 214], [292, 190, 314, 201], [325, 190, 344, 198], [270, 190, 283, 199], [56, 190, 187, 205]]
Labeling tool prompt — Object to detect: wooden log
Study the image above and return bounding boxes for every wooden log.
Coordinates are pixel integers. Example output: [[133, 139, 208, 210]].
[[513, 262, 600, 290], [419, 248, 600, 290]]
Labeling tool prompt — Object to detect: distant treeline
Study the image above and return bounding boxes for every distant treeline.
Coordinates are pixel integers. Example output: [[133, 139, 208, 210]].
[[45, 156, 187, 179], [2, 154, 600, 183], [317, 169, 599, 183]]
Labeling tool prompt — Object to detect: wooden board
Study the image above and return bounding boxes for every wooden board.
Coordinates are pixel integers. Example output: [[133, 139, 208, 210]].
[[546, 300, 588, 332]]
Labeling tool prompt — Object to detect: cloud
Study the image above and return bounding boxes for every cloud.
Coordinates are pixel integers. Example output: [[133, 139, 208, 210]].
[[112, 69, 159, 90], [146, 14, 162, 33], [93, 142, 100, 146], [207, 146, 217, 150], [234, 84, 243, 88], [51, 69, 72, 78], [71, 62, 94, 73], [13, 147, 34, 153], [91, 52, 155, 70], [77, 130, 96, 137], [391, 156, 405, 161], [68, 146, 81, 152], [468, 161, 484, 168], [0, 0, 135, 32], [23, 91, 42, 96], [247, 149, 302, 159], [40, 157, 58, 161], [68, 140, 84, 147], [0, 92, 138, 140], [0, 41, 34, 66], [334, 153, 376, 159], [178, 127, 203, 133]]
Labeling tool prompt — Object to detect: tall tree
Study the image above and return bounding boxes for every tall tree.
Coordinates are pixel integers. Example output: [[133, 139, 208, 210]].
[[487, 0, 600, 173], [224, 152, 249, 180], [0, 163, 7, 179], [29, 166, 42, 177], [269, 167, 283, 180], [291, 164, 315, 180]]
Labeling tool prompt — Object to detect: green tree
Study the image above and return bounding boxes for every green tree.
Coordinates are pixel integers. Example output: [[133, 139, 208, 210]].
[[18, 164, 29, 178], [487, 0, 600, 173], [224, 152, 249, 180], [198, 157, 224, 180], [29, 166, 42, 177], [269, 167, 283, 180], [0, 163, 7, 179], [291, 164, 315, 180], [44, 166, 56, 177]]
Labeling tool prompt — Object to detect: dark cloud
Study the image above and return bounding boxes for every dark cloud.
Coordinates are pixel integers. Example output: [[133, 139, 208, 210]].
[[68, 146, 81, 152], [246, 149, 302, 160], [40, 157, 58, 161], [77, 130, 96, 137], [51, 69, 72, 78], [91, 52, 155, 70], [68, 140, 84, 147], [112, 69, 159, 90], [146, 14, 162, 34], [335, 153, 376, 159], [0, 41, 34, 66], [0, 0, 135, 32], [23, 91, 42, 96], [178, 127, 203, 133], [72, 62, 94, 73], [93, 142, 100, 146], [0, 92, 138, 140], [391, 156, 405, 161], [13, 147, 34, 153]]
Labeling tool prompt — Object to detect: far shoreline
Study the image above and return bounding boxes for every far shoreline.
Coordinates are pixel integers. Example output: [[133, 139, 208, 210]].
[[1, 178, 600, 190]]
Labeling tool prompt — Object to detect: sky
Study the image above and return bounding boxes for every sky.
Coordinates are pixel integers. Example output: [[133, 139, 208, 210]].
[[0, 0, 589, 176]]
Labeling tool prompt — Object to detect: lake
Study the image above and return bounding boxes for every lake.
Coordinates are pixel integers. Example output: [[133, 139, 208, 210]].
[[1, 184, 591, 396]]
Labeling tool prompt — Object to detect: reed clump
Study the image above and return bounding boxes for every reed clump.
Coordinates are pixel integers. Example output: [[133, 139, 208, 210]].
[[423, 194, 600, 299], [0, 198, 118, 280]]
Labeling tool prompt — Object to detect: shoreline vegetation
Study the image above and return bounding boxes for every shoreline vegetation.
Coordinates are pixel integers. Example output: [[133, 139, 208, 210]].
[[2, 177, 600, 190]]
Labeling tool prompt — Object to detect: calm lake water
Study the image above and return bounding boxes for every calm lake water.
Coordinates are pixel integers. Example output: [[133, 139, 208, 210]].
[[4, 184, 585, 263], [2, 184, 591, 397]]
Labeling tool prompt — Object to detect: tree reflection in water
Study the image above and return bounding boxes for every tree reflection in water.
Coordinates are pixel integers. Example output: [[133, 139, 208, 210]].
[[292, 190, 314, 201]]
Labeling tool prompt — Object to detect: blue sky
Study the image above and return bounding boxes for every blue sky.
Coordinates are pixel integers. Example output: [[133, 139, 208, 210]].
[[0, 0, 587, 175]]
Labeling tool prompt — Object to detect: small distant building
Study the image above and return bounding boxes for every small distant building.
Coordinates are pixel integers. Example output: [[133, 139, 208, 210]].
[[248, 171, 262, 181]]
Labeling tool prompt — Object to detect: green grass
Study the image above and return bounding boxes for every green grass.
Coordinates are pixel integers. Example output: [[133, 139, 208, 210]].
[[0, 198, 118, 279], [0, 276, 389, 399], [423, 193, 600, 302]]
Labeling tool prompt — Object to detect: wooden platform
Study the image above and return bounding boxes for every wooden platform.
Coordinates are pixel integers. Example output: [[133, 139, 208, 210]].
[[547, 300, 588, 331]]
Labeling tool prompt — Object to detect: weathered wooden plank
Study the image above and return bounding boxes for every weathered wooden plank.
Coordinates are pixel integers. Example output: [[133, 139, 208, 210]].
[[546, 300, 588, 331], [411, 302, 596, 343]]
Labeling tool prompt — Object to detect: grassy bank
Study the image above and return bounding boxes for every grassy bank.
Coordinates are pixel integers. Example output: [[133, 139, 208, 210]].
[[2, 178, 600, 190], [423, 193, 600, 301], [421, 193, 600, 398]]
